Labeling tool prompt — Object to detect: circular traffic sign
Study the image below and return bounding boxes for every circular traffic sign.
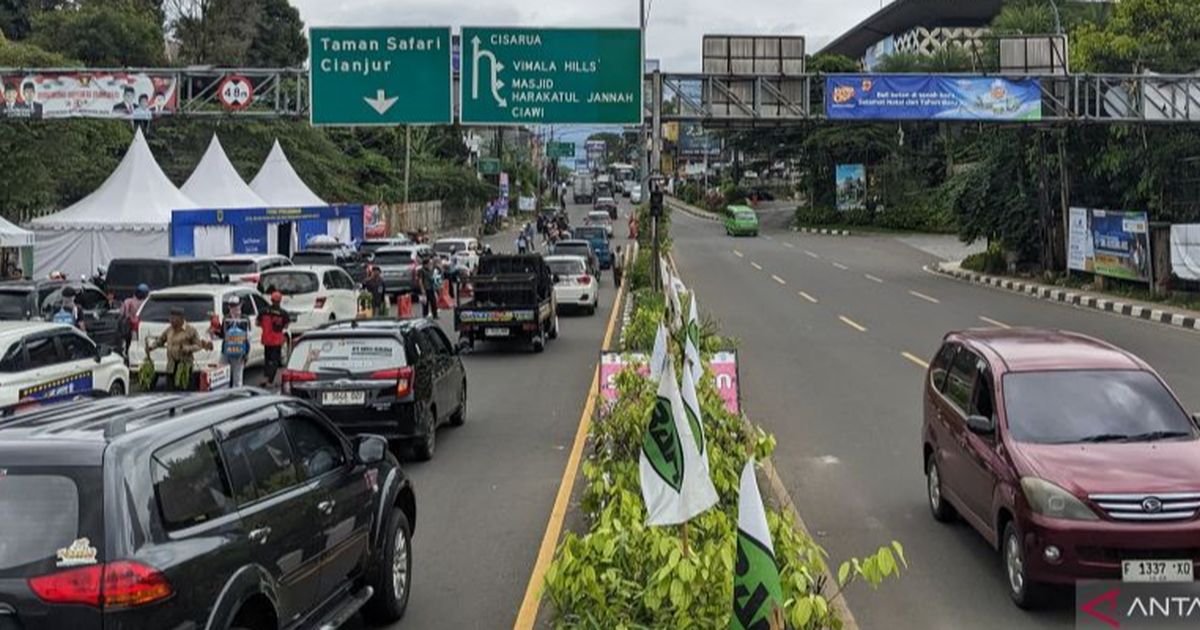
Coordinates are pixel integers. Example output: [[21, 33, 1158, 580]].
[[218, 75, 254, 111]]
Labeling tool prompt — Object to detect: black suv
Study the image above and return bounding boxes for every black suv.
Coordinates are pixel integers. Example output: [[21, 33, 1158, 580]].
[[282, 319, 467, 461], [292, 250, 368, 284], [0, 390, 416, 629], [106, 257, 227, 300], [0, 280, 122, 348]]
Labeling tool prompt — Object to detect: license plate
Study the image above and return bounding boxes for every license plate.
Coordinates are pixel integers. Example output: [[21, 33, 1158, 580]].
[[485, 328, 510, 338], [1122, 559, 1194, 583], [322, 391, 366, 406]]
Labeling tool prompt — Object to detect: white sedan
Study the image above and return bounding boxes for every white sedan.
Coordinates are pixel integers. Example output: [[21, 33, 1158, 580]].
[[258, 265, 359, 333], [129, 285, 267, 373], [546, 255, 599, 316], [0, 321, 129, 410]]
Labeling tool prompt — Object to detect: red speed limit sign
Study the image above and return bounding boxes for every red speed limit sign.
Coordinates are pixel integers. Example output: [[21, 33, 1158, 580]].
[[218, 75, 254, 110]]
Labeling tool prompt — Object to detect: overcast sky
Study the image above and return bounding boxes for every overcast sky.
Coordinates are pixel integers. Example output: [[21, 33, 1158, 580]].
[[293, 0, 888, 72]]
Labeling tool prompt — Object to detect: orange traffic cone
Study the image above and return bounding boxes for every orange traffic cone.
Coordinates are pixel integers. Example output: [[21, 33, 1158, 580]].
[[437, 283, 453, 309], [398, 293, 414, 318]]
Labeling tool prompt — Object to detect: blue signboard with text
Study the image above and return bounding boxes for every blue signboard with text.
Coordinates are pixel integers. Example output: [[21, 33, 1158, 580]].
[[826, 75, 1042, 121]]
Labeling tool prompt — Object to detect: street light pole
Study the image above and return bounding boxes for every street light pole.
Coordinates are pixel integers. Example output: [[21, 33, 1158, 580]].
[[639, 0, 649, 194], [1047, 0, 1063, 35]]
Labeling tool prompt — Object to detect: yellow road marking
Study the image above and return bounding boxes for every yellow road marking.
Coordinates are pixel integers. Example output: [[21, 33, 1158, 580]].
[[733, 250, 744, 258], [832, 262, 850, 271], [514, 259, 627, 629], [772, 275, 787, 285], [902, 352, 930, 369], [799, 291, 819, 304], [839, 315, 868, 332], [908, 290, 941, 304], [865, 274, 884, 283], [979, 316, 1011, 329], [750, 262, 763, 271], [805, 250, 820, 259]]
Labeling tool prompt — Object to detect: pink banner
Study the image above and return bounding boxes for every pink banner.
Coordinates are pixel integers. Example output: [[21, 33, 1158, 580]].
[[599, 351, 741, 415]]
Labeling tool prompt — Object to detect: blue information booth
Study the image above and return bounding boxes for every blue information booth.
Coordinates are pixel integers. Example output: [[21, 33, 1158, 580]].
[[170, 205, 365, 257]]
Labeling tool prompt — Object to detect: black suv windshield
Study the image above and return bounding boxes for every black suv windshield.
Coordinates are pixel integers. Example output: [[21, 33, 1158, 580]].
[[108, 261, 169, 288], [1003, 370, 1197, 444], [288, 336, 407, 374], [0, 290, 31, 318]]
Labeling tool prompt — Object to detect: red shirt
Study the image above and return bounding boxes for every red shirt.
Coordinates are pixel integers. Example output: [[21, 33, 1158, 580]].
[[257, 307, 290, 347]]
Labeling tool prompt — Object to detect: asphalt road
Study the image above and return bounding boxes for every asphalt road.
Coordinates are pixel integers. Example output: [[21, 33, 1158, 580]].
[[670, 206, 1200, 629], [342, 199, 629, 629]]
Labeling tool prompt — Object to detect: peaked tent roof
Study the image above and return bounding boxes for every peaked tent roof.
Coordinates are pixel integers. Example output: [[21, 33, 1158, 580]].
[[30, 128, 197, 229], [0, 215, 33, 247], [250, 140, 327, 207], [181, 134, 268, 209]]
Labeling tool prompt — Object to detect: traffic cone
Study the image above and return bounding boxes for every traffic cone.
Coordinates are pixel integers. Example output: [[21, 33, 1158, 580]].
[[437, 283, 453, 309], [398, 293, 413, 318]]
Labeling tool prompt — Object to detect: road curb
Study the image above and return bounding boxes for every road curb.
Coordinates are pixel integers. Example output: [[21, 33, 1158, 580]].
[[931, 262, 1200, 332], [665, 197, 723, 222], [793, 226, 851, 236]]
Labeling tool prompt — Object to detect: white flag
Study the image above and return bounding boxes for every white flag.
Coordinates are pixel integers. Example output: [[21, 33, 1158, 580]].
[[732, 459, 784, 630], [649, 321, 669, 382], [666, 274, 684, 333], [680, 361, 710, 475], [685, 293, 702, 382], [640, 363, 719, 526]]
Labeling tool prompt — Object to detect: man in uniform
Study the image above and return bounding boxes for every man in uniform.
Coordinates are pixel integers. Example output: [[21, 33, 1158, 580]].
[[257, 291, 291, 388]]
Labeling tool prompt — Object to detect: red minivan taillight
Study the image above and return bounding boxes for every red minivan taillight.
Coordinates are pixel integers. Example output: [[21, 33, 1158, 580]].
[[371, 366, 414, 397], [29, 561, 172, 609], [280, 369, 317, 394]]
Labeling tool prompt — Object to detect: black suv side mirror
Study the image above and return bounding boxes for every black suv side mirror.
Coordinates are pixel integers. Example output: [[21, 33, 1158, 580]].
[[355, 435, 387, 465], [966, 415, 996, 436]]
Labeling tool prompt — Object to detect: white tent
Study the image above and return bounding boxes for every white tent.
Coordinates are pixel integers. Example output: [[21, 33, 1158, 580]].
[[250, 140, 327, 207], [0, 216, 33, 248], [181, 134, 267, 209], [30, 128, 196, 278]]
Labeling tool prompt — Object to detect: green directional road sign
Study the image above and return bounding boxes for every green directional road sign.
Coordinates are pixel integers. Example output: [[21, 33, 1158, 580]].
[[461, 28, 642, 125], [547, 142, 576, 158], [309, 27, 452, 126]]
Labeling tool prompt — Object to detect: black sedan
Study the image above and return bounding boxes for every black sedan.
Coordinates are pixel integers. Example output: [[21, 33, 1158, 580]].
[[281, 318, 467, 461], [0, 279, 122, 349]]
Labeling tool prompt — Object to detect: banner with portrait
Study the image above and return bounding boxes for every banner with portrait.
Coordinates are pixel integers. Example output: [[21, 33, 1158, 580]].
[[0, 71, 178, 120]]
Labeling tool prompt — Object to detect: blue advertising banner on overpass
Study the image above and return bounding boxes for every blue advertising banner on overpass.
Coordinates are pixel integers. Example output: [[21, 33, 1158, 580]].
[[826, 75, 1042, 121]]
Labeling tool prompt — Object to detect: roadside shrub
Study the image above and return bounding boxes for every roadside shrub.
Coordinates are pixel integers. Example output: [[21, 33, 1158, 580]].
[[795, 205, 839, 226], [961, 244, 1007, 274]]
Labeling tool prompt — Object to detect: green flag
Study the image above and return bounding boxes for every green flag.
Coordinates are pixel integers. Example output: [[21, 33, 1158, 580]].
[[732, 459, 784, 630]]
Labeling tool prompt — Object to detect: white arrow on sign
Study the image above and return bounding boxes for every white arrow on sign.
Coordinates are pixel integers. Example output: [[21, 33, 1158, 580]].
[[364, 90, 399, 115]]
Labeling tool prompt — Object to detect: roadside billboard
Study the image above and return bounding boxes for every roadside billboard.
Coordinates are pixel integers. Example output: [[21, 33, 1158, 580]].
[[826, 75, 1042, 121], [679, 123, 720, 156], [836, 164, 866, 211], [1067, 208, 1151, 282], [0, 71, 178, 120], [600, 351, 741, 415]]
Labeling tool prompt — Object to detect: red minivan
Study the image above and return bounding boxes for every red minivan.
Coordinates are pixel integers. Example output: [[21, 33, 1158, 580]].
[[922, 329, 1200, 608]]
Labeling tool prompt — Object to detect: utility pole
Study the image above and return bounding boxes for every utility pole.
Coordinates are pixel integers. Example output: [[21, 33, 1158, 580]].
[[639, 0, 649, 194], [651, 70, 664, 292], [404, 125, 412, 205]]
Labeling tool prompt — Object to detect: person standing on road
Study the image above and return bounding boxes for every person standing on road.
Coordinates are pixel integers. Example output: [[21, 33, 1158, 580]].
[[363, 266, 387, 316], [417, 256, 439, 319], [150, 307, 211, 391], [211, 295, 250, 388], [258, 291, 290, 388], [517, 230, 529, 255], [119, 283, 149, 362], [612, 245, 625, 287], [53, 286, 86, 332]]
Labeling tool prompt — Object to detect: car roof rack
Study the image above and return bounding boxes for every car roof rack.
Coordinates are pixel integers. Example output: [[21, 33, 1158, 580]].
[[103, 389, 266, 439]]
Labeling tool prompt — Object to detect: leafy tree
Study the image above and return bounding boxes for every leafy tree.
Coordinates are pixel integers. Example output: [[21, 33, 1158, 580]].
[[1072, 0, 1200, 73], [30, 1, 165, 66], [245, 0, 306, 67], [170, 0, 257, 65], [0, 27, 76, 65], [0, 0, 70, 41], [807, 53, 858, 73]]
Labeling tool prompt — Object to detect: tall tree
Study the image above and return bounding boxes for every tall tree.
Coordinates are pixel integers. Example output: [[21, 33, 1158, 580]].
[[245, 0, 305, 67], [30, 1, 166, 66], [170, 0, 258, 65], [0, 0, 70, 41]]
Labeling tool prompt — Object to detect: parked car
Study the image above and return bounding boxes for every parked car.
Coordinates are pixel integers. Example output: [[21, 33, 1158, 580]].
[[0, 280, 122, 349], [551, 240, 600, 277], [258, 265, 359, 334], [292, 249, 368, 284], [215, 254, 292, 286], [128, 286, 267, 374], [546, 255, 598, 316], [373, 245, 433, 297], [922, 329, 1200, 608], [106, 257, 226, 300], [725, 206, 760, 237], [0, 321, 128, 411], [584, 211, 614, 237], [283, 319, 467, 461], [433, 237, 482, 274], [0, 389, 417, 629], [360, 236, 412, 260]]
